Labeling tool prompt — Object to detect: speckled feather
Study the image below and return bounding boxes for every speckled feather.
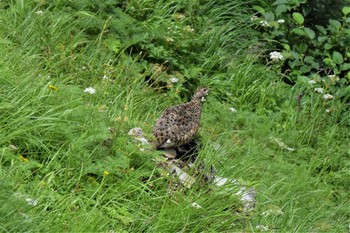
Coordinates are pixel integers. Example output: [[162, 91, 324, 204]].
[[153, 88, 209, 149]]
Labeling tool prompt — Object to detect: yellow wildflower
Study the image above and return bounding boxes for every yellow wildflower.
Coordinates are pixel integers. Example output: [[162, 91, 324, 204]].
[[48, 84, 58, 90], [103, 171, 110, 176], [19, 155, 29, 162]]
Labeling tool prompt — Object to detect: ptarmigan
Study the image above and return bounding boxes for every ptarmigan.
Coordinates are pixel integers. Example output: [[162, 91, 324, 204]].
[[153, 87, 209, 149]]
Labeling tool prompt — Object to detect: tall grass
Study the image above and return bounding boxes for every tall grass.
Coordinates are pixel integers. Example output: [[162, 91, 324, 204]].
[[0, 0, 349, 232]]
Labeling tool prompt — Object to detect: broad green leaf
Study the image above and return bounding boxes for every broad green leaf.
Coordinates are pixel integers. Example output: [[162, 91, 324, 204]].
[[323, 58, 335, 67], [329, 19, 341, 30], [332, 51, 343, 64], [304, 27, 315, 39], [292, 28, 305, 36], [315, 25, 327, 34], [282, 43, 290, 51], [318, 36, 328, 43], [304, 56, 315, 64], [342, 6, 350, 15], [325, 43, 333, 50], [297, 75, 310, 84], [265, 11, 275, 21], [294, 43, 308, 53], [273, 0, 289, 5], [340, 63, 350, 71], [300, 65, 311, 73], [253, 6, 265, 15], [271, 30, 284, 37], [275, 4, 288, 15], [292, 12, 304, 25]]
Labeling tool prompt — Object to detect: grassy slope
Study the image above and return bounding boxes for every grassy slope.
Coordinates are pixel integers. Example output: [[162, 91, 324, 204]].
[[0, 1, 349, 232]]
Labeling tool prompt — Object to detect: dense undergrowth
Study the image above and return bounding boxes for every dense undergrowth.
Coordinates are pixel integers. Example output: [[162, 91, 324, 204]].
[[0, 0, 349, 232]]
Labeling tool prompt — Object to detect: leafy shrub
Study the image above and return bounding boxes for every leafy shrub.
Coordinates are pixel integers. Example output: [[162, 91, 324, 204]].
[[250, 0, 350, 99]]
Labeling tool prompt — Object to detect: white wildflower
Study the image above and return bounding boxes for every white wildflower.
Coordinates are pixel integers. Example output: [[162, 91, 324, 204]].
[[269, 51, 284, 61], [314, 87, 324, 93], [81, 66, 87, 70], [262, 208, 283, 217], [191, 202, 203, 209], [327, 74, 339, 83], [35, 10, 44, 16], [308, 80, 317, 84], [128, 127, 144, 138], [83, 87, 96, 94], [259, 20, 270, 27], [277, 19, 285, 23], [325, 109, 331, 113], [256, 225, 269, 231], [250, 15, 258, 21], [102, 75, 109, 80], [138, 137, 149, 145], [323, 94, 333, 100], [174, 13, 185, 20], [184, 25, 195, 32], [165, 36, 174, 43], [25, 198, 38, 206], [169, 77, 179, 83], [229, 107, 237, 113]]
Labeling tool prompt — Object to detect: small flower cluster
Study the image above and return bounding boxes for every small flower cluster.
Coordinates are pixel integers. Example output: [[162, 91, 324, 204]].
[[35, 10, 44, 16], [83, 87, 96, 94], [313, 88, 333, 100], [269, 51, 284, 62], [169, 77, 179, 83], [259, 20, 269, 27]]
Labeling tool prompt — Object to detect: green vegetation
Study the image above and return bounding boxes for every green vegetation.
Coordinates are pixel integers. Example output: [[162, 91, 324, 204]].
[[0, 0, 349, 232]]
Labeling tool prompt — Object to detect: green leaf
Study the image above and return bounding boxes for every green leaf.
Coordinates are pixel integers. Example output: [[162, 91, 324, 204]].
[[335, 86, 350, 98], [253, 6, 265, 15], [304, 27, 315, 39], [329, 19, 341, 30], [342, 6, 350, 15], [315, 25, 327, 35], [300, 65, 311, 73], [297, 75, 310, 84], [323, 58, 335, 67], [318, 36, 328, 43], [292, 28, 305, 36], [340, 63, 350, 71], [282, 43, 290, 51], [292, 12, 304, 25], [332, 51, 344, 64], [273, 0, 289, 5], [325, 43, 333, 50], [275, 4, 288, 15], [265, 11, 275, 21], [294, 43, 308, 53], [304, 56, 315, 64]]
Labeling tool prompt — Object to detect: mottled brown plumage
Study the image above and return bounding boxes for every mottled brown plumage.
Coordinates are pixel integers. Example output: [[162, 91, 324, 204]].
[[153, 87, 209, 149]]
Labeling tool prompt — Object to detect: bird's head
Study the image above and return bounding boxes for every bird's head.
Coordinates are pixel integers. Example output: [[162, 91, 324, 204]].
[[194, 87, 210, 98]]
